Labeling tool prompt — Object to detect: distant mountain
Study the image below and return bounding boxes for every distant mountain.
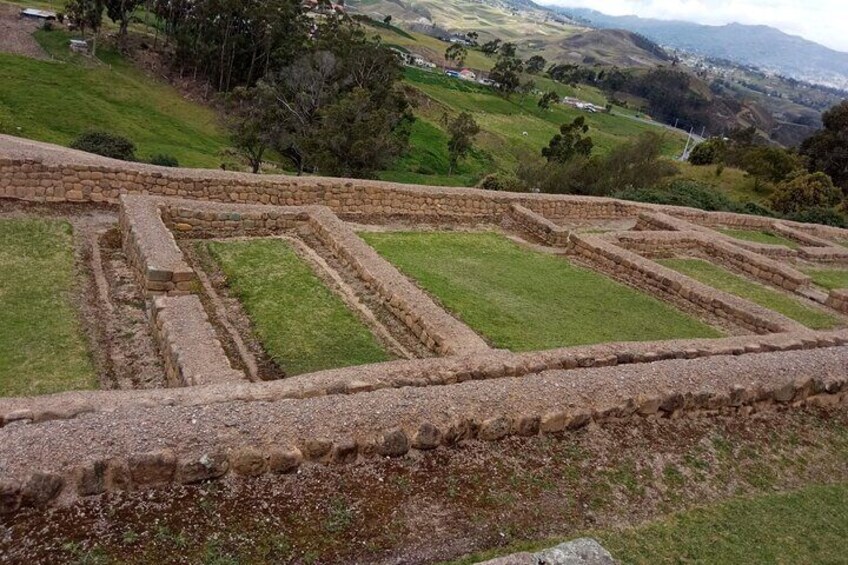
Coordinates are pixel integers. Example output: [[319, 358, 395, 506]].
[[559, 29, 670, 68], [550, 7, 848, 89]]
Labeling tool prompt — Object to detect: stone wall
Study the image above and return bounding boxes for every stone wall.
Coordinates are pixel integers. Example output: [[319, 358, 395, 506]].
[[569, 233, 805, 334], [119, 196, 196, 294], [1, 344, 846, 512], [506, 204, 570, 247], [827, 290, 848, 314], [121, 195, 490, 358], [150, 295, 246, 386], [610, 230, 811, 292], [4, 135, 848, 242]]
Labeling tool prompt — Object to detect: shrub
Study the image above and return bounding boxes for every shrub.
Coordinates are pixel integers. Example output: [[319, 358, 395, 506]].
[[785, 207, 847, 228], [70, 130, 136, 161], [689, 138, 726, 166], [768, 171, 842, 215], [478, 173, 525, 192], [614, 179, 776, 217], [149, 153, 180, 167]]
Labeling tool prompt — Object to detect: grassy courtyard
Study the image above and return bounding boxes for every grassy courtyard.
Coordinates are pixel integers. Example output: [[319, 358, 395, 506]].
[[207, 239, 393, 375], [0, 219, 96, 396], [659, 258, 840, 330], [361, 232, 720, 351], [717, 228, 800, 249]]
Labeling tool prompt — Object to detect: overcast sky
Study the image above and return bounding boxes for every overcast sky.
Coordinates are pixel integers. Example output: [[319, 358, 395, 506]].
[[538, 1, 848, 52]]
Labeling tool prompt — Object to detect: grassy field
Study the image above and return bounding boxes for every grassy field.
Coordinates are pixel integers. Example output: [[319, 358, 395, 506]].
[[802, 267, 848, 290], [362, 232, 720, 350], [452, 482, 848, 565], [402, 67, 686, 172], [675, 162, 771, 204], [659, 258, 840, 330], [378, 118, 493, 186], [207, 239, 392, 375], [717, 228, 800, 249], [0, 219, 96, 397], [0, 28, 229, 167]]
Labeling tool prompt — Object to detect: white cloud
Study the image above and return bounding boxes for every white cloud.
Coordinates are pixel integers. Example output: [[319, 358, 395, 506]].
[[538, 0, 848, 52]]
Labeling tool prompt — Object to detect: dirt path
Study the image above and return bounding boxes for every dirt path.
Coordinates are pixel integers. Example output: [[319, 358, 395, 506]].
[[0, 3, 49, 60]]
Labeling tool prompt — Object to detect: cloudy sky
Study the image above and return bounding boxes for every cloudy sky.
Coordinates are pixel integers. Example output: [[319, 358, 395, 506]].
[[538, 1, 848, 52]]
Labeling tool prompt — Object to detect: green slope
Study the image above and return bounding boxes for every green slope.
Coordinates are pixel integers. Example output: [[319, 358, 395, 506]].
[[0, 29, 228, 168]]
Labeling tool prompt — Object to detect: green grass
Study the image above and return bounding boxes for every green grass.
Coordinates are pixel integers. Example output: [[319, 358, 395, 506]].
[[450, 483, 848, 565], [717, 228, 800, 249], [379, 118, 492, 186], [801, 268, 848, 291], [599, 483, 848, 564], [0, 219, 96, 396], [361, 232, 720, 351], [207, 239, 392, 375], [659, 258, 840, 330], [398, 67, 686, 183], [0, 29, 228, 168]]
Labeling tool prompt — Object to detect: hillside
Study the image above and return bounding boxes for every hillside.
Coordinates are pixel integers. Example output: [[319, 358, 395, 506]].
[[558, 29, 670, 67], [348, 0, 667, 67], [555, 7, 848, 90], [0, 29, 228, 167]]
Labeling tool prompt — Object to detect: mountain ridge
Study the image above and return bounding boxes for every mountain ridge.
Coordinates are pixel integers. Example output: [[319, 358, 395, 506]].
[[548, 6, 848, 89]]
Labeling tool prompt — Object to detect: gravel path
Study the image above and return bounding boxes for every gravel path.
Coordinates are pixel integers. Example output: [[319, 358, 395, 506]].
[[0, 4, 48, 60]]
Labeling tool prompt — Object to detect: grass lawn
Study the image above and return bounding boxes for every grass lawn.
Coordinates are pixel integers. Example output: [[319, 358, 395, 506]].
[[659, 258, 840, 330], [0, 29, 228, 168], [451, 483, 848, 565], [801, 267, 848, 291], [0, 219, 96, 396], [717, 228, 800, 249], [597, 483, 848, 564], [207, 239, 393, 375], [361, 232, 720, 351]]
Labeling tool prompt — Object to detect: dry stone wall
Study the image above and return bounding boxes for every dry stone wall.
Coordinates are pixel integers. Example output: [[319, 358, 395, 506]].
[[569, 233, 805, 334], [1, 344, 847, 513], [122, 195, 489, 358], [151, 295, 245, 386], [4, 135, 848, 241], [610, 230, 811, 292]]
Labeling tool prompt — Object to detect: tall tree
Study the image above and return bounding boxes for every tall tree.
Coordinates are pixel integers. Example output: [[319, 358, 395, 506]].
[[445, 112, 480, 175], [65, 0, 104, 54], [525, 55, 546, 74], [542, 117, 593, 163], [222, 86, 275, 173], [800, 101, 848, 192], [538, 90, 558, 111], [105, 0, 142, 40], [445, 43, 467, 68], [489, 51, 523, 96], [481, 38, 501, 55], [256, 17, 412, 177]]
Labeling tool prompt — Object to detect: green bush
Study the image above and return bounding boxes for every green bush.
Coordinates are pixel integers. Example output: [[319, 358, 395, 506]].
[[768, 171, 842, 215], [785, 207, 847, 228], [70, 130, 136, 161], [149, 153, 180, 167], [478, 173, 525, 192], [689, 138, 726, 166], [614, 179, 775, 217]]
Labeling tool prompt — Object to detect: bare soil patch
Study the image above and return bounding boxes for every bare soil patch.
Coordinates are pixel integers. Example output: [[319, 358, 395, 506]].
[[0, 4, 48, 60], [2, 408, 846, 564]]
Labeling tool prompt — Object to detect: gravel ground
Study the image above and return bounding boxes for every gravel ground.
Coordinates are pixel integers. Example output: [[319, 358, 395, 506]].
[[0, 4, 48, 60], [1, 346, 846, 483]]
